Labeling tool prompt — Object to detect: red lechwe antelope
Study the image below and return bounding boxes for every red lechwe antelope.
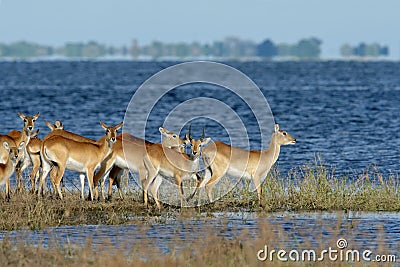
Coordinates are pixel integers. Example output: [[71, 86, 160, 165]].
[[0, 141, 25, 200], [37, 121, 123, 200], [26, 129, 42, 192], [42, 120, 100, 195], [1, 112, 39, 192], [93, 126, 188, 201], [188, 124, 296, 206], [142, 130, 210, 209], [26, 120, 67, 193]]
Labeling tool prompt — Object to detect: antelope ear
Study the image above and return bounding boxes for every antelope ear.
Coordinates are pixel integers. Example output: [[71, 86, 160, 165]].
[[18, 112, 26, 120], [45, 121, 55, 131], [159, 127, 169, 136], [115, 122, 123, 131], [274, 124, 280, 133], [201, 137, 211, 146], [33, 112, 40, 120], [183, 135, 191, 145], [100, 121, 108, 130], [18, 142, 25, 150], [3, 141, 9, 151], [54, 120, 64, 129]]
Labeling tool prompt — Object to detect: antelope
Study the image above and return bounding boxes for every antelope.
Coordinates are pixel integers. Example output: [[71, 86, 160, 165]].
[[40, 120, 101, 196], [37, 121, 123, 200], [26, 120, 68, 193], [0, 141, 25, 200], [92, 132, 152, 201], [188, 124, 296, 206], [44, 120, 89, 141], [1, 112, 39, 192], [26, 129, 42, 192], [142, 130, 211, 209], [93, 126, 188, 201]]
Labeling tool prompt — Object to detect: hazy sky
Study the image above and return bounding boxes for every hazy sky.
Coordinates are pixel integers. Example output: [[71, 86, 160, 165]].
[[0, 0, 399, 58]]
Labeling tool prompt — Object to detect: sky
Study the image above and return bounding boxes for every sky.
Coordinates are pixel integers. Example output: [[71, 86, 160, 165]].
[[0, 0, 399, 58]]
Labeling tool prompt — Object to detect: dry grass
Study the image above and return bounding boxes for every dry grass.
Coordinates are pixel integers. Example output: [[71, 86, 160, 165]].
[[0, 162, 398, 231], [262, 163, 400, 212], [0, 213, 397, 266]]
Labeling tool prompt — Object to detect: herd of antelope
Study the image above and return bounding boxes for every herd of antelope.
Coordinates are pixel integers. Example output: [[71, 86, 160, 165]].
[[0, 112, 296, 209]]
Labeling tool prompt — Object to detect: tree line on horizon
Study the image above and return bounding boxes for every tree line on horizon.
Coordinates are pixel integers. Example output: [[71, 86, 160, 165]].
[[0, 37, 390, 60]]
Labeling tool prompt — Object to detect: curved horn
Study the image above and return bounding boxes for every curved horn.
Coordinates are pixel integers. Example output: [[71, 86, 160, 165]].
[[202, 127, 205, 140]]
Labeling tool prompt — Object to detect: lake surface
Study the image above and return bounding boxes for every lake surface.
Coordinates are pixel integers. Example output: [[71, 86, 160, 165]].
[[1, 60, 399, 181]]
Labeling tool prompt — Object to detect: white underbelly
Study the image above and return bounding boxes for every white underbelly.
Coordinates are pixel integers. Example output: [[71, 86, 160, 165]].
[[226, 167, 252, 180], [159, 167, 175, 178], [115, 156, 128, 169], [66, 158, 86, 173]]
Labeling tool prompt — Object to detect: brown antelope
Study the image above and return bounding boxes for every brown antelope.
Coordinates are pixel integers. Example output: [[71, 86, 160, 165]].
[[92, 132, 151, 201], [41, 120, 101, 196], [37, 121, 123, 200], [26, 129, 42, 192], [93, 126, 188, 201], [188, 124, 296, 206], [27, 120, 68, 193], [0, 141, 25, 200], [142, 130, 211, 209], [2, 112, 39, 191]]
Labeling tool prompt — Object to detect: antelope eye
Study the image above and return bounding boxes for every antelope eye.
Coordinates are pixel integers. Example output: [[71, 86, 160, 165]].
[[172, 134, 177, 138], [24, 119, 27, 123], [282, 132, 287, 136]]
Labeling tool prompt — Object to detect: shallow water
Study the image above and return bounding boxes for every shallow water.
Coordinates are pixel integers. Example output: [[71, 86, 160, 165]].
[[1, 211, 399, 258]]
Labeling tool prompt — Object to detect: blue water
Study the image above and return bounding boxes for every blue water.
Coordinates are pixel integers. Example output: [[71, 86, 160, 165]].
[[1, 61, 400, 261], [1, 61, 399, 179]]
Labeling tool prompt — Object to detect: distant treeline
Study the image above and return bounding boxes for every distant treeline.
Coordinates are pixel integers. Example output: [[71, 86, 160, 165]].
[[0, 37, 390, 60], [340, 43, 389, 58]]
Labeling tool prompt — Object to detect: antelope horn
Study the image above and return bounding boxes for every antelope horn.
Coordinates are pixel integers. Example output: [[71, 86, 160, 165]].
[[202, 127, 205, 140], [188, 124, 192, 139]]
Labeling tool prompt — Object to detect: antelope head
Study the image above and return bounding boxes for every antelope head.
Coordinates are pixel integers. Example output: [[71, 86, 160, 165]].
[[3, 141, 25, 166], [186, 127, 211, 159], [18, 112, 40, 134], [274, 124, 296, 146], [100, 121, 123, 145], [45, 120, 64, 131], [159, 126, 187, 152]]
